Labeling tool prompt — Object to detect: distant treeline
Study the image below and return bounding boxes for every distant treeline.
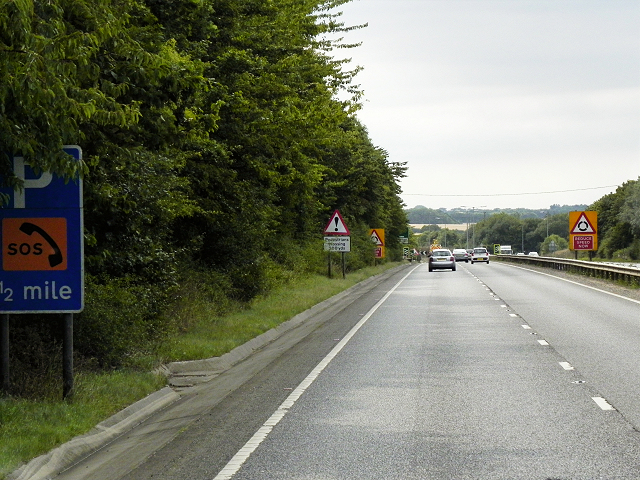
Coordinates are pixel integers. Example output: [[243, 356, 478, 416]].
[[0, 0, 407, 378], [405, 204, 589, 225], [407, 179, 640, 259]]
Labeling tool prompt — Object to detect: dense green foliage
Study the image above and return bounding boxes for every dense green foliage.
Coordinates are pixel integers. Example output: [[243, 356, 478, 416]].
[[1, 0, 407, 383], [591, 178, 640, 260]]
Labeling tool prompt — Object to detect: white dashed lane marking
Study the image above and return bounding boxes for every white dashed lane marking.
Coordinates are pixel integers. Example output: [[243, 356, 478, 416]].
[[466, 266, 620, 417], [592, 397, 616, 411]]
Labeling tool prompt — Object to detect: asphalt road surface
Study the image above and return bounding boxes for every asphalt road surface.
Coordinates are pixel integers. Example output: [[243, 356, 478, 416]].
[[55, 262, 640, 480]]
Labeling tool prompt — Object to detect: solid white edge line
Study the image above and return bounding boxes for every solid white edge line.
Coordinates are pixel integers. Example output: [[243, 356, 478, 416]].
[[212, 264, 421, 480], [505, 264, 640, 305]]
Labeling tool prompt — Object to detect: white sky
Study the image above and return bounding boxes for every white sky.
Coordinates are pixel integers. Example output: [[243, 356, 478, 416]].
[[330, 0, 640, 210]]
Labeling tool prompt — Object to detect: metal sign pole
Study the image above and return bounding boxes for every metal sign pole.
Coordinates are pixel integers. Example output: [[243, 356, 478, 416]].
[[1, 146, 83, 400], [63, 313, 74, 399], [1, 314, 8, 394]]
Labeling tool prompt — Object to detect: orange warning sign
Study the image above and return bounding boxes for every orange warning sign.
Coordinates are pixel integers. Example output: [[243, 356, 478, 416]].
[[569, 211, 598, 251], [2, 218, 67, 271], [369, 229, 385, 246]]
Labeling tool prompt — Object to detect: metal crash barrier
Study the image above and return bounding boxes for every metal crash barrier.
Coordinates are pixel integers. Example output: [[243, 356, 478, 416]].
[[493, 255, 640, 287]]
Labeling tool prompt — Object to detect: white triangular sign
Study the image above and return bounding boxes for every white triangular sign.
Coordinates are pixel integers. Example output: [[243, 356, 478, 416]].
[[324, 210, 350, 235], [571, 213, 595, 234]]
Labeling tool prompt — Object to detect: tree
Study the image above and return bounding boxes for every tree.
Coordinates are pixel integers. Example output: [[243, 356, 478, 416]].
[[592, 179, 638, 259], [541, 234, 568, 255], [0, 0, 141, 185], [474, 213, 521, 250], [162, 0, 383, 297], [3, 0, 412, 371], [523, 217, 544, 253], [619, 178, 640, 236]]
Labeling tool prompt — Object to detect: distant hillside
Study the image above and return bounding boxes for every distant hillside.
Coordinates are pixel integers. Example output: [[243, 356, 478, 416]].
[[405, 204, 588, 224]]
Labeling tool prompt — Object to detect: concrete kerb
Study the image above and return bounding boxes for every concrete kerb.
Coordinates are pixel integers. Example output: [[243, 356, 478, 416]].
[[165, 263, 411, 382], [8, 387, 180, 480], [9, 263, 411, 480]]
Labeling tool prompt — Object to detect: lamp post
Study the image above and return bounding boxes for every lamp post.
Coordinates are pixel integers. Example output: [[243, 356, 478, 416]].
[[461, 207, 470, 249], [461, 206, 472, 249], [443, 215, 448, 248], [461, 205, 486, 249], [546, 212, 549, 238]]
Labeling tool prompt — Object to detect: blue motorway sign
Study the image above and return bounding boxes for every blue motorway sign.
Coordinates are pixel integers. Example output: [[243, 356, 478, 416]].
[[0, 146, 83, 312]]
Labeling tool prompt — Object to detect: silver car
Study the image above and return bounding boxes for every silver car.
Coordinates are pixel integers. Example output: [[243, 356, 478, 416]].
[[429, 249, 456, 271], [471, 247, 490, 264], [452, 248, 469, 263]]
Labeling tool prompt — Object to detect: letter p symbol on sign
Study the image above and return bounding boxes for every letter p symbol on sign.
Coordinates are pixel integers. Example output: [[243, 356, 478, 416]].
[[13, 157, 53, 208]]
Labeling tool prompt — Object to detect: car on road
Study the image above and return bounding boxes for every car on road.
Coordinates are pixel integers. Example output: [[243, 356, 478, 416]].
[[452, 248, 469, 263], [528, 251, 539, 256], [429, 249, 456, 272], [471, 247, 490, 264]]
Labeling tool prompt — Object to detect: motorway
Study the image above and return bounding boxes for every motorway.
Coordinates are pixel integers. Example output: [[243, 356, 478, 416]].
[[54, 262, 640, 480]]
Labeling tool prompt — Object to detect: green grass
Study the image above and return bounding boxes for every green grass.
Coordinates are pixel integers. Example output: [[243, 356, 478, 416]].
[[158, 263, 402, 361], [0, 262, 402, 478], [0, 371, 166, 479]]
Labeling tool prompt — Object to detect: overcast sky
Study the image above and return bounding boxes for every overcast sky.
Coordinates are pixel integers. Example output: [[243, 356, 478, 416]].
[[330, 0, 640, 211]]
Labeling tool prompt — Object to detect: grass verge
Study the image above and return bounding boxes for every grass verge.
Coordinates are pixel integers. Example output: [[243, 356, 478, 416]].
[[0, 371, 166, 479], [158, 263, 402, 361], [0, 262, 403, 479]]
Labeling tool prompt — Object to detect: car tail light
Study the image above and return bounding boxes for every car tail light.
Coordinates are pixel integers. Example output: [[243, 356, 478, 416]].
[[450, 256, 454, 261]]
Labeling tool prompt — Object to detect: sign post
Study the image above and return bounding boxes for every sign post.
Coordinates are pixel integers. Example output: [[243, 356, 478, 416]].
[[1, 314, 8, 394], [369, 229, 385, 261], [0, 146, 83, 398], [1, 146, 84, 313], [569, 211, 598, 259], [324, 236, 351, 252], [399, 227, 409, 244], [324, 210, 350, 278]]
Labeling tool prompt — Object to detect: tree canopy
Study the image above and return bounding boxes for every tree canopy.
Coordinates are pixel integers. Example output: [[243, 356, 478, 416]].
[[1, 0, 407, 368]]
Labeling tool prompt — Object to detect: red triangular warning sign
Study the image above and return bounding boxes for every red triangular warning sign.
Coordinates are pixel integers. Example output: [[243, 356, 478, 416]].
[[324, 210, 350, 235], [571, 212, 595, 234], [370, 229, 383, 246]]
